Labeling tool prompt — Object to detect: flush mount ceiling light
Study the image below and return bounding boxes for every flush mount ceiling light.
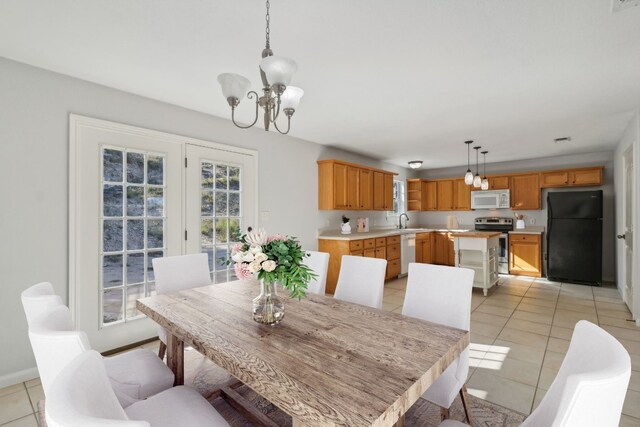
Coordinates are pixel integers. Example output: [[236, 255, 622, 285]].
[[217, 0, 303, 134], [481, 151, 489, 190], [464, 140, 474, 185], [473, 146, 482, 188], [408, 160, 423, 169]]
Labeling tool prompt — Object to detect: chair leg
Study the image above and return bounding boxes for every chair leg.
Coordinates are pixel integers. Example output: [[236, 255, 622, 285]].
[[459, 385, 472, 424], [440, 406, 449, 421], [158, 341, 166, 360]]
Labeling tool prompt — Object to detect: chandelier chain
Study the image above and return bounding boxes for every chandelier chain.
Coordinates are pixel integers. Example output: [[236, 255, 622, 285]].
[[265, 0, 271, 48]]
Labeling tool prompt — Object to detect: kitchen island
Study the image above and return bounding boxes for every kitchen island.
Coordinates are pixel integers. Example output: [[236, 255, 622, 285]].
[[451, 231, 501, 296]]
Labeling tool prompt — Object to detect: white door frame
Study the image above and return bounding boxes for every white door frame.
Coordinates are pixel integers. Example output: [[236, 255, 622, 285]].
[[69, 114, 258, 348]]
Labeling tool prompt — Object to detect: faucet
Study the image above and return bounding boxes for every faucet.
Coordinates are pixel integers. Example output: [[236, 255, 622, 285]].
[[398, 213, 409, 229]]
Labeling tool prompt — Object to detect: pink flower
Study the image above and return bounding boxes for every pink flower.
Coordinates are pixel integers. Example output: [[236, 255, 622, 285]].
[[234, 262, 253, 280], [267, 234, 287, 243], [231, 243, 244, 254]]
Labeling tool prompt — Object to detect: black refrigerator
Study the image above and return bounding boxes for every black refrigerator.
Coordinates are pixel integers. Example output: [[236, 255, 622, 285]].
[[547, 190, 603, 285]]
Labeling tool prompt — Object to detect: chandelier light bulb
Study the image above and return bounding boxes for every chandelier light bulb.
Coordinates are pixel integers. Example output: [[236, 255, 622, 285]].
[[464, 170, 474, 185], [473, 174, 482, 188], [481, 178, 489, 190]]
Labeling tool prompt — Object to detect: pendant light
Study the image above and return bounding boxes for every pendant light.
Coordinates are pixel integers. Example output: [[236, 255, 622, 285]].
[[473, 146, 482, 188], [464, 141, 474, 185], [481, 151, 489, 190]]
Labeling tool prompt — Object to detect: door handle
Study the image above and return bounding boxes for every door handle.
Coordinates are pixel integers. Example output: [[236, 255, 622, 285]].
[[617, 234, 626, 240]]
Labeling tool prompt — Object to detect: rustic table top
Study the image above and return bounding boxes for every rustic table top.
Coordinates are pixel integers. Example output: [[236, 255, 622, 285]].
[[137, 280, 469, 427]]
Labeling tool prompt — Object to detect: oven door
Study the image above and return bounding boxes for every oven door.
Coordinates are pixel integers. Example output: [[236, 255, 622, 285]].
[[498, 233, 509, 274]]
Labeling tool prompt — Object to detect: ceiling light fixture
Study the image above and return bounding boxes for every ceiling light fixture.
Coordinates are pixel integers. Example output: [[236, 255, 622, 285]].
[[481, 151, 489, 190], [408, 160, 423, 169], [464, 140, 474, 185], [217, 0, 303, 134], [473, 146, 482, 188]]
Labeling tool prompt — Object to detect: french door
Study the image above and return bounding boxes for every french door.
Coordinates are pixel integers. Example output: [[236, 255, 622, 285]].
[[70, 116, 256, 351]]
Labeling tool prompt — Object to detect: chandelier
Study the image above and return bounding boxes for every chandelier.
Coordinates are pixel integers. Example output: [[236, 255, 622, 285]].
[[217, 0, 303, 134]]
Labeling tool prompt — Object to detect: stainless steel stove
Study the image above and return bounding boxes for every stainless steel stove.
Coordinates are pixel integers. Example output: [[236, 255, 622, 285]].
[[475, 217, 513, 274]]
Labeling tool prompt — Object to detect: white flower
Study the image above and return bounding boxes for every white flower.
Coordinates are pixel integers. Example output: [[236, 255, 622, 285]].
[[248, 260, 262, 273], [245, 228, 269, 246], [241, 251, 254, 262], [262, 260, 277, 272], [254, 253, 268, 263], [231, 252, 243, 263], [249, 245, 262, 255]]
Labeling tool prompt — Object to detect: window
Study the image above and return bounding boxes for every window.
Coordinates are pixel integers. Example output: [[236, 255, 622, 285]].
[[390, 179, 406, 215], [101, 147, 166, 326]]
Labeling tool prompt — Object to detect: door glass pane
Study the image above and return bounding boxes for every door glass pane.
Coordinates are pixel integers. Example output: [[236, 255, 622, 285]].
[[200, 161, 241, 284], [101, 147, 166, 326]]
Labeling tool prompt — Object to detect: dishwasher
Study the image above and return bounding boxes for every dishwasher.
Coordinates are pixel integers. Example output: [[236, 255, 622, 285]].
[[400, 233, 416, 276]]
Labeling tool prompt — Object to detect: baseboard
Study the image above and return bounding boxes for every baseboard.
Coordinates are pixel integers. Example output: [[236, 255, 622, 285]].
[[0, 366, 39, 389]]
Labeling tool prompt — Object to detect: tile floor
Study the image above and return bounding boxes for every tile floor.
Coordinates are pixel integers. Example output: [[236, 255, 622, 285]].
[[2, 276, 639, 426]]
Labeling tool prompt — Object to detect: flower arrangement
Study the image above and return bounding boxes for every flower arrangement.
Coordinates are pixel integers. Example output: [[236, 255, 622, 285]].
[[230, 228, 316, 299]]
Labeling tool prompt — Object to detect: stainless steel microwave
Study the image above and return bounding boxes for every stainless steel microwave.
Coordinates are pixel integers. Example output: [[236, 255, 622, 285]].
[[471, 189, 510, 210]]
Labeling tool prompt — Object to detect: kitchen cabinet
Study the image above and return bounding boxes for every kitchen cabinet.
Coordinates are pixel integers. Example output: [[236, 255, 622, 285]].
[[415, 232, 432, 264], [406, 179, 422, 211], [453, 179, 471, 210], [432, 232, 455, 266], [540, 167, 603, 188], [509, 233, 542, 277], [318, 234, 401, 293], [358, 168, 373, 210], [425, 181, 437, 211], [510, 174, 541, 210], [436, 180, 454, 211], [318, 160, 397, 210], [489, 176, 509, 190]]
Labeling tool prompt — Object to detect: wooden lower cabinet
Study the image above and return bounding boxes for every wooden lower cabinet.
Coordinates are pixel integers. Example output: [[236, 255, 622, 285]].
[[415, 232, 454, 266], [509, 233, 542, 277], [416, 233, 432, 264], [319, 235, 401, 294]]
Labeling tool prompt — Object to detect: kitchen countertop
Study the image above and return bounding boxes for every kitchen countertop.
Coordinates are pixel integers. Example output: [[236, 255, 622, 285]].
[[451, 231, 502, 239], [509, 226, 545, 235], [318, 225, 472, 241]]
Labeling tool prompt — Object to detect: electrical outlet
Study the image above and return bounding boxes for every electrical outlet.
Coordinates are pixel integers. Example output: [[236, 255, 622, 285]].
[[529, 218, 536, 225]]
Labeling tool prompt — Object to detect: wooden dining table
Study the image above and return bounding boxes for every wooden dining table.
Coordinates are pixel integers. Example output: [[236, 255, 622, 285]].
[[137, 280, 469, 427]]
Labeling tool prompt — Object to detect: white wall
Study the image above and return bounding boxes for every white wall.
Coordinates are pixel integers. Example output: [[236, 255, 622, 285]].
[[614, 110, 640, 319], [0, 57, 416, 385], [415, 152, 616, 281]]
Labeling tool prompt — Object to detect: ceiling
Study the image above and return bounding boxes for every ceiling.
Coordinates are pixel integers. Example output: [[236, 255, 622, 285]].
[[1, 0, 639, 168]]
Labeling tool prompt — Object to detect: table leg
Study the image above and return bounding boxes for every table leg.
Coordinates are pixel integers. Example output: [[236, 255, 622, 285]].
[[166, 333, 184, 386], [393, 415, 405, 427]]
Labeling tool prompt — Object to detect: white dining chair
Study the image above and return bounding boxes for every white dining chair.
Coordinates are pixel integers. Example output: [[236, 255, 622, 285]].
[[21, 282, 63, 326], [45, 350, 230, 427], [334, 255, 387, 309], [304, 250, 330, 295], [28, 305, 174, 407], [402, 262, 475, 423], [439, 320, 631, 427], [152, 253, 212, 359]]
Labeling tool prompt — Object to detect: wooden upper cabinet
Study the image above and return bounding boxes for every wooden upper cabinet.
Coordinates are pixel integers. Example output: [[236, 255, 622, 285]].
[[489, 176, 510, 190], [436, 180, 454, 211], [318, 160, 397, 210], [425, 181, 437, 211], [406, 179, 422, 211], [373, 171, 385, 210], [510, 174, 541, 210], [383, 173, 394, 211], [453, 179, 471, 210], [541, 167, 603, 188], [358, 168, 373, 210]]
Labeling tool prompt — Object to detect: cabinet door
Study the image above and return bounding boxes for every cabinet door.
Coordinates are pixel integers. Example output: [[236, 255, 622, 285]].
[[541, 171, 569, 187], [446, 234, 455, 266], [489, 176, 510, 190], [383, 173, 394, 211], [570, 168, 602, 186], [436, 180, 454, 211], [358, 169, 373, 210], [510, 174, 540, 210], [509, 239, 541, 277], [346, 166, 359, 209], [432, 232, 448, 265], [373, 171, 385, 210], [333, 163, 349, 209], [416, 233, 431, 263], [453, 179, 471, 210], [425, 181, 437, 211]]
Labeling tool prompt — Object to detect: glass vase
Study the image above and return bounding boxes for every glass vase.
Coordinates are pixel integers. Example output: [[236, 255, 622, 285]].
[[252, 279, 285, 325]]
